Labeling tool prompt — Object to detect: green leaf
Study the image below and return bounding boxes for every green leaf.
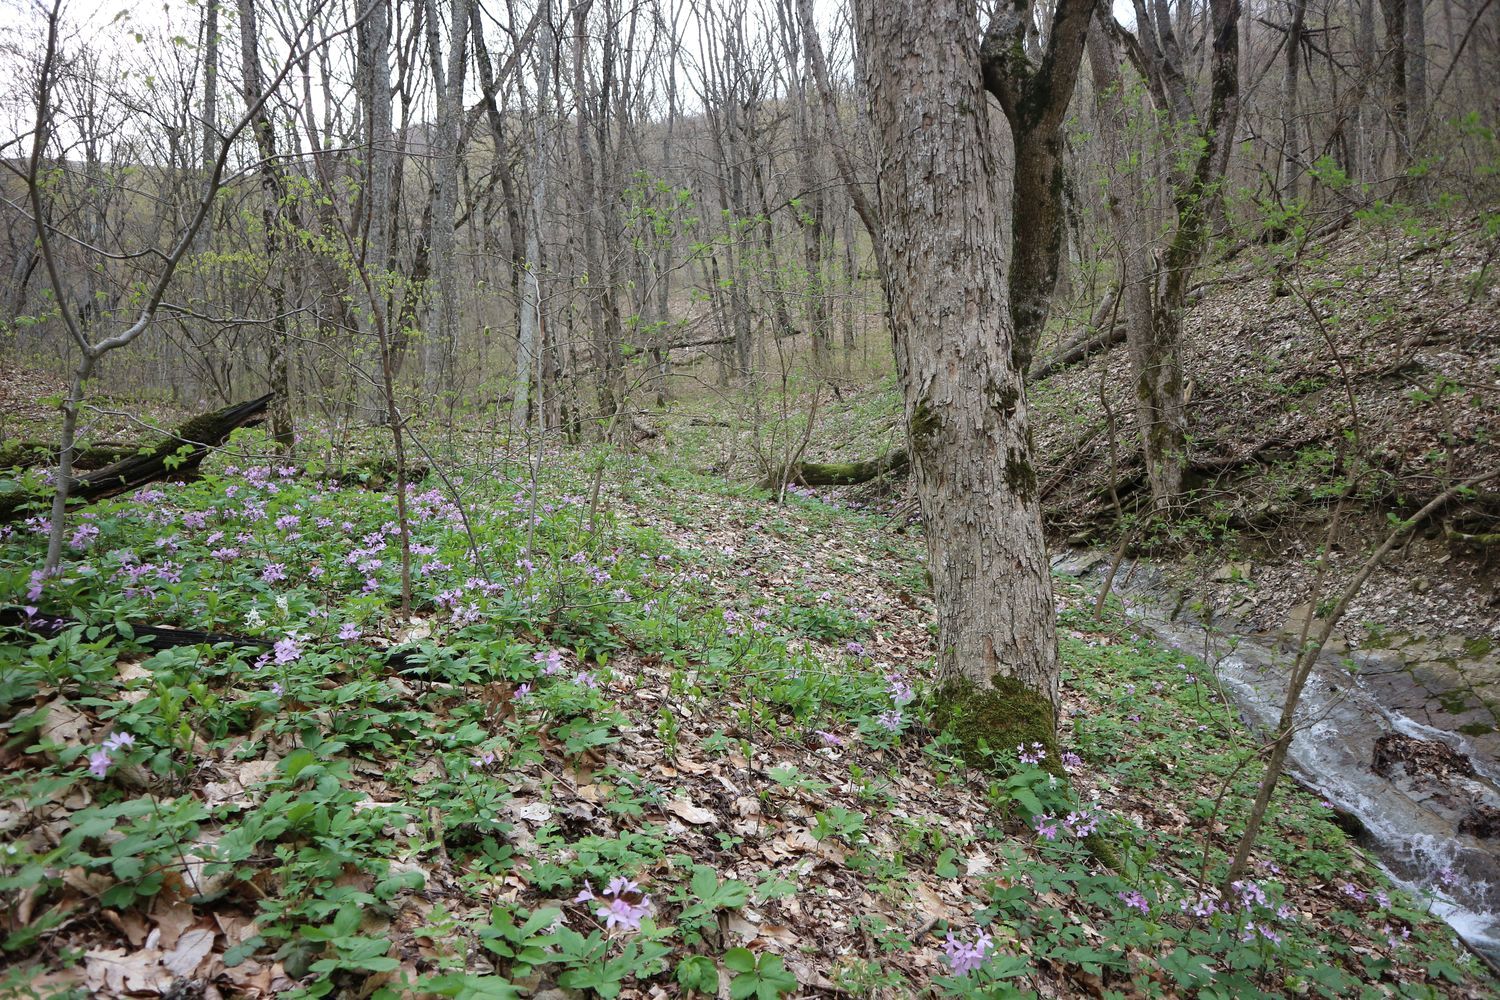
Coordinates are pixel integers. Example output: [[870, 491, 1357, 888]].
[[418, 973, 523, 999], [675, 955, 718, 993], [722, 948, 757, 975]]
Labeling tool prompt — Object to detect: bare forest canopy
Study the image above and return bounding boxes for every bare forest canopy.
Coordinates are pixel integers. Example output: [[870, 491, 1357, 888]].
[[2, 0, 1493, 439], [2, 0, 1500, 995]]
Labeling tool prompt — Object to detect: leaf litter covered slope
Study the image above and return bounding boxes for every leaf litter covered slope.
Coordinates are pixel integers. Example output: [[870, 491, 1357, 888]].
[[671, 218, 1499, 643], [0, 453, 1493, 998], [1027, 219, 1500, 637]]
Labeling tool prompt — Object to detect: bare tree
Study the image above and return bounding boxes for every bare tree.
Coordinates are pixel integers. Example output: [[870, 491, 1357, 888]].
[[854, 0, 1062, 728], [1090, 0, 1241, 516], [19, 0, 336, 572], [979, 0, 1099, 374]]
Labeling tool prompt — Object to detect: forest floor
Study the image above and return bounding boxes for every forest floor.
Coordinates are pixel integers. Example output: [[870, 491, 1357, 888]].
[[670, 217, 1500, 649], [0, 432, 1497, 998], [2, 215, 1498, 998]]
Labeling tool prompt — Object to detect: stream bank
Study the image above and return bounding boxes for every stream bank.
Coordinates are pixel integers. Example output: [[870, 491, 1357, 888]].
[[1053, 549, 1500, 964]]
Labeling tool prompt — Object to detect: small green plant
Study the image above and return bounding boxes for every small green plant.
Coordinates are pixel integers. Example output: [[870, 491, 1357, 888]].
[[723, 947, 797, 999]]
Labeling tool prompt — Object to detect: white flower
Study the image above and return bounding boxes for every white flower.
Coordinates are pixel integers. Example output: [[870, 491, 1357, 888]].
[[246, 607, 266, 629]]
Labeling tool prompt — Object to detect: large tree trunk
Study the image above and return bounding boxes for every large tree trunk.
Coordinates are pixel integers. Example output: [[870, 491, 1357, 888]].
[[854, 0, 1060, 720]]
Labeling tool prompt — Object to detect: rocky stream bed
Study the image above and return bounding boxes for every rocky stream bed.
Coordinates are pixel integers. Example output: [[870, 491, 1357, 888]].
[[1054, 550, 1500, 967]]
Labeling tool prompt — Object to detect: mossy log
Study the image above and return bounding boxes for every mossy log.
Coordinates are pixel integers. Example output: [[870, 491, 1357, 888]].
[[0, 606, 273, 650], [0, 441, 138, 471], [333, 457, 431, 489], [764, 448, 910, 489], [1446, 526, 1500, 546], [0, 393, 272, 523]]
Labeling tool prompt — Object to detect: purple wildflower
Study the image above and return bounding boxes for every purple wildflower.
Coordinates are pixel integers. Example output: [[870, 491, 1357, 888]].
[[87, 748, 113, 779], [940, 929, 993, 975], [1063, 809, 1099, 838], [578, 877, 651, 932], [535, 649, 564, 675]]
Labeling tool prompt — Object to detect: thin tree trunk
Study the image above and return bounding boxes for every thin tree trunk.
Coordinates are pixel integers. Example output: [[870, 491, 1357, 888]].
[[511, 1, 553, 431], [1282, 0, 1308, 200], [359, 0, 395, 424], [422, 0, 470, 396], [1405, 0, 1427, 148], [979, 0, 1095, 375], [236, 0, 295, 451]]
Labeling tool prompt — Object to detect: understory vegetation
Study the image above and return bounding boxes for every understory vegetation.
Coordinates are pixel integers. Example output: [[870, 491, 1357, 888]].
[[0, 430, 1490, 997]]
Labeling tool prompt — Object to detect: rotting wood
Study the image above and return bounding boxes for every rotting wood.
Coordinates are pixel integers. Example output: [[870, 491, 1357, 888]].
[[1, 393, 272, 522]]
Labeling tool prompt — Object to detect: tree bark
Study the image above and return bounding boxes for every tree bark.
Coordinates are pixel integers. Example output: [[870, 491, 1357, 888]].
[[1094, 0, 1240, 517], [507, 0, 553, 432], [1281, 0, 1308, 201], [422, 0, 470, 395], [854, 0, 1060, 714], [979, 0, 1098, 375], [358, 0, 395, 424], [236, 0, 295, 451]]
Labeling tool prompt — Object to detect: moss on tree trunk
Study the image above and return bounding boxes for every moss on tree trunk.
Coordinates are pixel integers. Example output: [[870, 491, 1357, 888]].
[[932, 675, 1120, 870]]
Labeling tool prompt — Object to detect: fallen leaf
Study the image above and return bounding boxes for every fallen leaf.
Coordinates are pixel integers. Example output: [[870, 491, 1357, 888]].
[[151, 898, 196, 950], [666, 798, 717, 825], [39, 697, 87, 746], [162, 926, 215, 976], [507, 800, 552, 824], [84, 947, 174, 994]]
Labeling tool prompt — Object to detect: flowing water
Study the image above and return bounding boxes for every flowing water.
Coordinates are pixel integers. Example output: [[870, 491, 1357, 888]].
[[1052, 550, 1500, 964]]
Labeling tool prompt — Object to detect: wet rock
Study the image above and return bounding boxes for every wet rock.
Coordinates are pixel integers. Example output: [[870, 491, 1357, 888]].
[[1213, 561, 1252, 582], [1460, 805, 1500, 839], [1372, 733, 1476, 781]]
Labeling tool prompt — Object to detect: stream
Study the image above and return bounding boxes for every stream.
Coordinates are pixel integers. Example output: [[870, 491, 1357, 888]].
[[1052, 550, 1500, 964]]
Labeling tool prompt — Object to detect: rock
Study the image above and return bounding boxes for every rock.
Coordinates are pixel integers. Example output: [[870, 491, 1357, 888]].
[[1372, 733, 1476, 781], [1460, 805, 1500, 839], [1213, 561, 1251, 582]]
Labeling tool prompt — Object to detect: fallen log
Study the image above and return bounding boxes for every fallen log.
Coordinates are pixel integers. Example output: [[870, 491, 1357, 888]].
[[0, 393, 273, 522], [0, 607, 273, 650], [1028, 287, 1121, 383], [0, 441, 139, 471], [765, 448, 910, 489]]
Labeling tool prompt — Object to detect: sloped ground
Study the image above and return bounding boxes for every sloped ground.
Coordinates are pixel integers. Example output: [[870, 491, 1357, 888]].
[[1028, 218, 1500, 640], [668, 217, 1499, 645], [0, 443, 1494, 998]]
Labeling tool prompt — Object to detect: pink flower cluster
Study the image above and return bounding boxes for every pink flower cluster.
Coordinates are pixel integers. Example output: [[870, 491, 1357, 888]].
[[576, 877, 651, 932], [940, 928, 993, 975]]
